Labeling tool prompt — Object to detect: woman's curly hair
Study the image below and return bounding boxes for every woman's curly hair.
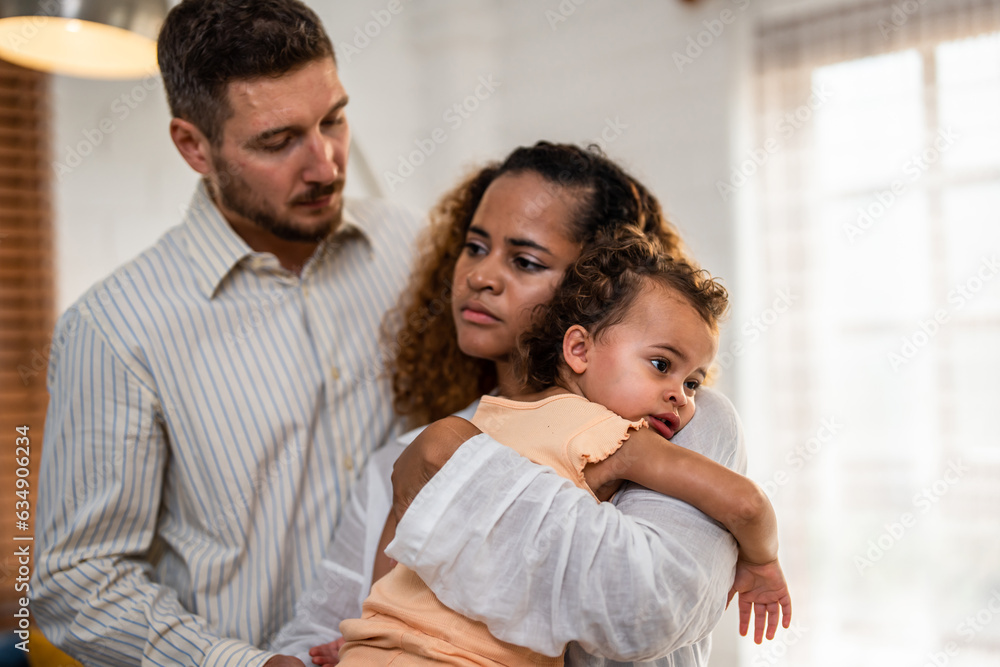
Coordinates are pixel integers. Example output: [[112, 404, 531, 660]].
[[383, 141, 688, 429], [516, 226, 729, 392]]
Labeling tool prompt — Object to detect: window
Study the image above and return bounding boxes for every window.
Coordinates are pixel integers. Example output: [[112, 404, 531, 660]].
[[744, 1, 1000, 664]]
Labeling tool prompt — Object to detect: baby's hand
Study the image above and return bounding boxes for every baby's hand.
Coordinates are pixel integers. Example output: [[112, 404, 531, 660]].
[[727, 558, 792, 644], [308, 636, 346, 667]]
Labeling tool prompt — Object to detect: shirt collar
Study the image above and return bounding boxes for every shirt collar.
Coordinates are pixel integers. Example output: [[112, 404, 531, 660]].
[[181, 180, 371, 299]]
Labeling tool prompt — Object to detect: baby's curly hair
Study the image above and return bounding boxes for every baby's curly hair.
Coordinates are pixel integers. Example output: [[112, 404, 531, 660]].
[[384, 141, 688, 429], [516, 226, 729, 392]]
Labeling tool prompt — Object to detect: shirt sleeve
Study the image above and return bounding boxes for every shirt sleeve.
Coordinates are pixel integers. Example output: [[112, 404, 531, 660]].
[[33, 307, 272, 667], [387, 388, 747, 662]]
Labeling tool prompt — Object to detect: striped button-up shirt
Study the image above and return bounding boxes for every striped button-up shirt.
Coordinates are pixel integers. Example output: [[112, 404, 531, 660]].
[[34, 181, 422, 666]]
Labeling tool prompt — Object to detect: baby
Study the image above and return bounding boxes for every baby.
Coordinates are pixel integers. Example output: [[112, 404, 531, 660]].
[[331, 228, 792, 665]]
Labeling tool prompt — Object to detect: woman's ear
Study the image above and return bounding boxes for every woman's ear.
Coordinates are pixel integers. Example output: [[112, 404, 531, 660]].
[[169, 118, 213, 175], [563, 325, 592, 375]]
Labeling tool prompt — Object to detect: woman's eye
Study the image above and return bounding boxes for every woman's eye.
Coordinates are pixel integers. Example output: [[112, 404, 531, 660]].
[[464, 241, 487, 256], [514, 256, 545, 272], [651, 359, 669, 373]]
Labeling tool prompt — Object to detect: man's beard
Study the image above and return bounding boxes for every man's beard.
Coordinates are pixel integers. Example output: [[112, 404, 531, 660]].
[[212, 160, 343, 244]]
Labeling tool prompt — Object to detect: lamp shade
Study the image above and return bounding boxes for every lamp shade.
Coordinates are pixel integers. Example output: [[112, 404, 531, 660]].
[[0, 0, 168, 79]]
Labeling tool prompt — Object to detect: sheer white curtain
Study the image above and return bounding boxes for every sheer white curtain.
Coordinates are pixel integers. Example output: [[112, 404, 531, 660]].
[[740, 1, 1000, 664]]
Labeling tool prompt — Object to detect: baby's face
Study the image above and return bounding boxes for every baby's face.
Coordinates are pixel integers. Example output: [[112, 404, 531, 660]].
[[574, 282, 718, 440]]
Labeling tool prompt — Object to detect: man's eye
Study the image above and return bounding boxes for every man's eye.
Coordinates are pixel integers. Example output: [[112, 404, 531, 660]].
[[260, 138, 290, 152]]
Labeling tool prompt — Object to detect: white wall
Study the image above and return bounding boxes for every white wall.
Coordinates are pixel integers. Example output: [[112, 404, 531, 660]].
[[51, 72, 197, 313]]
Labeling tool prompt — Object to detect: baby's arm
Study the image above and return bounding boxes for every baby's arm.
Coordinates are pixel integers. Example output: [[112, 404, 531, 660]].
[[583, 426, 791, 642], [584, 427, 776, 562]]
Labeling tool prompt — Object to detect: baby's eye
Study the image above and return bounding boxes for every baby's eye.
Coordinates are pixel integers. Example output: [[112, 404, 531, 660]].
[[684, 379, 701, 394], [651, 359, 669, 373]]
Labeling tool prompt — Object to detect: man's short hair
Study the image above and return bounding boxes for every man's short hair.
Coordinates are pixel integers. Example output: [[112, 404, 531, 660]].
[[158, 0, 336, 144]]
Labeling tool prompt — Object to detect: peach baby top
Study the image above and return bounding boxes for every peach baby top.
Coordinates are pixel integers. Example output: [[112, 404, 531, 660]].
[[338, 393, 643, 666]]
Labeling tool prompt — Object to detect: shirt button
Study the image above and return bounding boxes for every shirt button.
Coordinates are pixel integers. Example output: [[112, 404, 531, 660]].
[[303, 286, 311, 298], [331, 366, 340, 380], [343, 455, 354, 472]]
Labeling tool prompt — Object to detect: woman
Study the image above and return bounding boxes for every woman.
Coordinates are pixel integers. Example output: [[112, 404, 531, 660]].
[[271, 142, 746, 666]]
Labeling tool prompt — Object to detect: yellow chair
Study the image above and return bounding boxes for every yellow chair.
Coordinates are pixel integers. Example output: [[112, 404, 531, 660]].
[[28, 630, 81, 667]]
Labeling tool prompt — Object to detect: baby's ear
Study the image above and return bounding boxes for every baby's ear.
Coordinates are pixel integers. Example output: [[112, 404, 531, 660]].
[[562, 325, 592, 374]]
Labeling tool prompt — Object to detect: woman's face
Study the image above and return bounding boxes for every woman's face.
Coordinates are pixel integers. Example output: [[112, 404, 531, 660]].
[[451, 171, 583, 365]]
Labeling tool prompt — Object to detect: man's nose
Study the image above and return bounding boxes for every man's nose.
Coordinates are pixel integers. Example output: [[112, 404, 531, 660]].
[[302, 131, 338, 184]]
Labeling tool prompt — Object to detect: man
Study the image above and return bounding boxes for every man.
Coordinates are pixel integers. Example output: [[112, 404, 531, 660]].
[[34, 2, 420, 665]]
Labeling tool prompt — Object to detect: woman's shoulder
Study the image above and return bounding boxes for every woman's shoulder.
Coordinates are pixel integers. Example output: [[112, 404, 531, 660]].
[[694, 386, 739, 422], [673, 387, 748, 473], [395, 398, 482, 447]]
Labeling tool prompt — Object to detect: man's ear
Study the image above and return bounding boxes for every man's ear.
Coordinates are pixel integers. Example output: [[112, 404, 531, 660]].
[[563, 325, 592, 375], [169, 118, 213, 175]]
